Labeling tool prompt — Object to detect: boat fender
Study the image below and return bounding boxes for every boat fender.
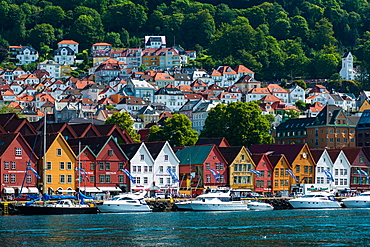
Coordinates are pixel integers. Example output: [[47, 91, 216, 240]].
[[155, 202, 160, 207], [159, 204, 166, 209]]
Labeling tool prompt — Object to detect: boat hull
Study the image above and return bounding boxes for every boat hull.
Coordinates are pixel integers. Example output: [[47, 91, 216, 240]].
[[175, 201, 193, 211], [288, 200, 341, 209], [98, 203, 151, 213], [190, 202, 249, 211], [247, 202, 274, 211], [17, 205, 98, 215], [342, 199, 370, 208]]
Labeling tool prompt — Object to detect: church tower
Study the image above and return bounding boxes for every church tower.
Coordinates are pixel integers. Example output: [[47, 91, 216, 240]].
[[339, 51, 354, 80]]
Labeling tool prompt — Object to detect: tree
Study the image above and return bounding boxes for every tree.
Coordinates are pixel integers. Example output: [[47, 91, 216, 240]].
[[0, 103, 21, 115], [200, 102, 274, 147], [295, 100, 307, 111], [28, 23, 56, 50], [147, 114, 198, 147], [39, 5, 66, 28], [105, 112, 140, 143], [0, 45, 8, 63], [284, 109, 300, 119]]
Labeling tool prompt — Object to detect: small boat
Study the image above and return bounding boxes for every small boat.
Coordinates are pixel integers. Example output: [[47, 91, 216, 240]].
[[17, 199, 98, 215], [288, 192, 341, 209], [190, 190, 249, 211], [98, 191, 151, 213], [342, 191, 370, 208], [246, 200, 274, 210]]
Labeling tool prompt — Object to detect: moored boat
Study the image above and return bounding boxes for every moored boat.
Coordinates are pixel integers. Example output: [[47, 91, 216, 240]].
[[17, 199, 98, 215], [97, 193, 151, 213], [189, 190, 249, 211], [246, 200, 274, 210], [342, 191, 370, 208], [288, 192, 341, 209]]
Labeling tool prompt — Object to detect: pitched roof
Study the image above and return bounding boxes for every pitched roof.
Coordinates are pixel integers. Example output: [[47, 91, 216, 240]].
[[144, 141, 166, 160], [326, 149, 342, 163], [67, 136, 111, 155], [340, 148, 363, 164], [176, 145, 214, 165], [196, 138, 230, 147], [0, 133, 19, 156], [249, 144, 306, 164], [310, 149, 325, 163], [120, 143, 142, 159], [218, 146, 243, 164]]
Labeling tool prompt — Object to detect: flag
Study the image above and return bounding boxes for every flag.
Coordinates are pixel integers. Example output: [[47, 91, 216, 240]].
[[357, 169, 363, 184], [120, 169, 136, 184], [286, 169, 298, 183], [360, 170, 369, 180], [208, 169, 220, 182], [248, 169, 263, 177], [190, 172, 196, 178], [167, 168, 179, 183], [27, 167, 41, 179], [76, 168, 90, 182], [323, 169, 334, 182]]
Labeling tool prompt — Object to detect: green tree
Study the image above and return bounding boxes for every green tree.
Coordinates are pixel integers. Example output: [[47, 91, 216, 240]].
[[295, 100, 307, 112], [28, 23, 56, 50], [39, 5, 66, 28], [105, 112, 140, 143], [147, 114, 198, 147], [105, 32, 122, 47], [0, 45, 8, 63], [284, 109, 300, 119], [0, 103, 21, 115], [200, 102, 274, 147], [69, 15, 104, 50]]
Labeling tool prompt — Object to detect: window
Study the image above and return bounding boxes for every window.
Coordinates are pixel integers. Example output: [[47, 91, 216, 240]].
[[100, 175, 105, 183], [119, 175, 124, 183], [60, 162, 65, 170], [167, 178, 171, 184], [159, 166, 164, 173], [67, 162, 72, 170], [106, 162, 111, 171], [160, 178, 163, 184], [144, 166, 148, 172], [206, 175, 211, 182], [4, 161, 9, 169], [206, 163, 211, 170], [3, 174, 8, 183], [57, 149, 62, 156], [99, 162, 104, 170], [144, 177, 148, 184], [90, 163, 95, 171], [91, 175, 95, 183], [108, 149, 114, 156], [241, 154, 245, 161], [133, 166, 137, 172], [11, 161, 16, 169], [137, 166, 141, 173], [296, 165, 300, 173], [105, 175, 111, 183], [149, 166, 153, 172], [47, 162, 52, 170], [119, 162, 124, 170], [26, 174, 32, 183], [268, 171, 271, 177], [60, 175, 65, 183], [164, 155, 169, 161], [275, 168, 279, 177], [67, 175, 72, 183], [47, 175, 52, 183], [15, 148, 22, 156], [140, 155, 144, 161], [360, 156, 364, 163]]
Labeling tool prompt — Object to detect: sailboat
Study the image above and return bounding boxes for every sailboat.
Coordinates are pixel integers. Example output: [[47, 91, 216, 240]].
[[17, 115, 98, 215]]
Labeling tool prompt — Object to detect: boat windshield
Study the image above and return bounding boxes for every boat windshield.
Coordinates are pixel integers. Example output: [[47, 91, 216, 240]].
[[359, 193, 370, 196], [302, 195, 316, 198], [109, 196, 121, 201]]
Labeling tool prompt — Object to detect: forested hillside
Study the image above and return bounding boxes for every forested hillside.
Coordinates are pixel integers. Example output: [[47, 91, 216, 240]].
[[1, 0, 370, 84]]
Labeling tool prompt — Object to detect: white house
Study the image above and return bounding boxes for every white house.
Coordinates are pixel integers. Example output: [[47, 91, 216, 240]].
[[57, 40, 79, 54], [311, 149, 335, 191], [54, 47, 75, 65], [339, 51, 355, 80], [288, 85, 305, 103], [327, 149, 351, 192], [37, 60, 61, 78], [154, 87, 186, 112], [145, 141, 180, 194], [16, 46, 38, 65]]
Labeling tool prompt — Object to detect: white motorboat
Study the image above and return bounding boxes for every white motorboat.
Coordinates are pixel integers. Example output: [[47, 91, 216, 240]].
[[98, 191, 151, 213], [342, 191, 370, 208], [190, 191, 249, 211], [247, 200, 274, 210], [288, 192, 341, 209], [175, 200, 193, 211]]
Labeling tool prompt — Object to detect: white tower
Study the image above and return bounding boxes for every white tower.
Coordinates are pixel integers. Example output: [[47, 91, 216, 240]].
[[339, 51, 354, 80]]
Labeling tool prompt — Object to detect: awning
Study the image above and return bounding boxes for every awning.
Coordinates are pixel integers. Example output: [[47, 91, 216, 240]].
[[99, 187, 122, 192], [80, 187, 102, 193], [27, 187, 39, 194], [20, 188, 28, 193], [3, 188, 15, 194]]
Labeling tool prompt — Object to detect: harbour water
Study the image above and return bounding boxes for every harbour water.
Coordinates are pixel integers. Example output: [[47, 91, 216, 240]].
[[1, 209, 370, 246]]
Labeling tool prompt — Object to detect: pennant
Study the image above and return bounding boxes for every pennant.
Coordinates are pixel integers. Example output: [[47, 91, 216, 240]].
[[120, 169, 136, 184], [208, 169, 220, 182], [360, 170, 369, 180], [323, 170, 335, 182], [76, 168, 90, 181], [286, 169, 298, 183], [167, 168, 179, 183], [27, 167, 41, 179], [248, 169, 263, 177]]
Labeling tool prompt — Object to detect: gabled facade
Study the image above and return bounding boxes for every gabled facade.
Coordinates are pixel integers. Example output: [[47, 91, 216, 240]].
[[311, 149, 335, 191], [251, 153, 274, 195], [342, 148, 370, 191], [0, 133, 39, 197], [219, 146, 255, 191], [327, 149, 351, 192], [176, 145, 228, 195], [145, 141, 180, 193], [268, 154, 291, 195]]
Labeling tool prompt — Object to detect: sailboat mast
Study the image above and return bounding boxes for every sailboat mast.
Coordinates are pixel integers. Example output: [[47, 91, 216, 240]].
[[78, 141, 81, 191], [43, 111, 47, 194]]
